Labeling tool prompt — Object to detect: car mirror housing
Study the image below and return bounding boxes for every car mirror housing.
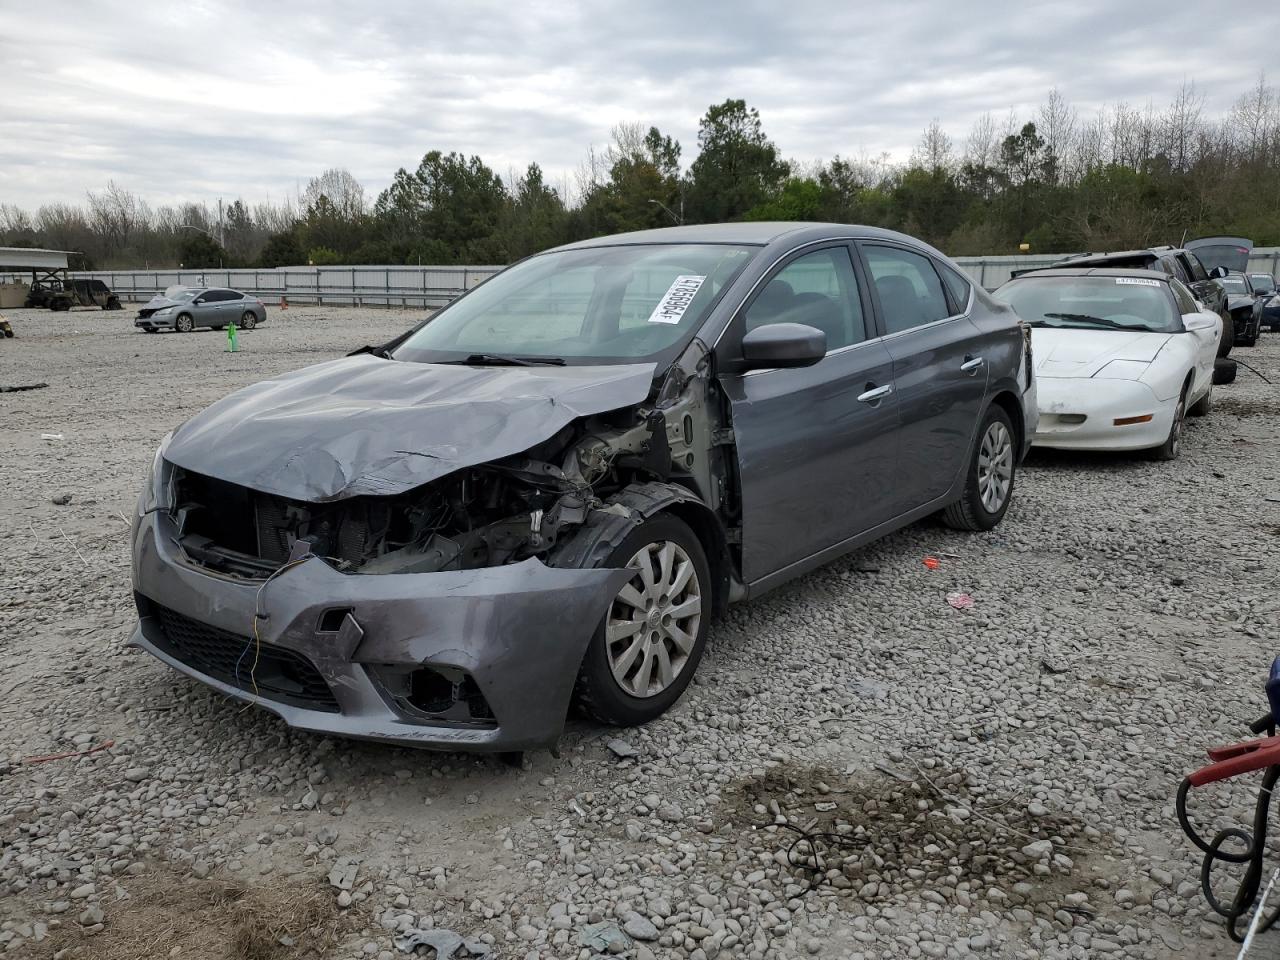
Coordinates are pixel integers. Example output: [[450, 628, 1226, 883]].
[[740, 323, 826, 371], [1182, 313, 1218, 333]]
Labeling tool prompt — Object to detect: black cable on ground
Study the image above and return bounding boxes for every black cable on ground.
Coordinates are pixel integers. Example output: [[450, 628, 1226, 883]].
[[770, 820, 869, 894], [1230, 356, 1273, 384], [1177, 766, 1280, 942]]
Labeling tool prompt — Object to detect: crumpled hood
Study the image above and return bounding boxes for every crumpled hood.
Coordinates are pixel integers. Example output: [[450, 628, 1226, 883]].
[[1226, 294, 1255, 313], [142, 294, 185, 309], [163, 354, 657, 501], [1031, 328, 1171, 378]]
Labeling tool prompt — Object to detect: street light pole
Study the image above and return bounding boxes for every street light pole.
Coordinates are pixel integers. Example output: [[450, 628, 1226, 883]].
[[647, 199, 683, 226]]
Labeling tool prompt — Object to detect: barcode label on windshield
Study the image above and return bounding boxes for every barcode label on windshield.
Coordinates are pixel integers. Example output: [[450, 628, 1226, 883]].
[[647, 275, 706, 324], [1115, 278, 1162, 287]]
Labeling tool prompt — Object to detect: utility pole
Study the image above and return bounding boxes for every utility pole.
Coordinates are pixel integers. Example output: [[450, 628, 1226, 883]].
[[218, 197, 225, 248]]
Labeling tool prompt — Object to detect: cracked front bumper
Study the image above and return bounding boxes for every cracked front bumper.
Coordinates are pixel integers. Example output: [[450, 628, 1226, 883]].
[[1032, 377, 1173, 451], [128, 510, 628, 752]]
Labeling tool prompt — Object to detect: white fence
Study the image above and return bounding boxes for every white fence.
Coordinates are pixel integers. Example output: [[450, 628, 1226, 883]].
[[5, 248, 1278, 305]]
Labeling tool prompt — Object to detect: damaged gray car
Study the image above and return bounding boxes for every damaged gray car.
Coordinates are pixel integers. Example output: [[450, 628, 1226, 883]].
[[129, 223, 1036, 753]]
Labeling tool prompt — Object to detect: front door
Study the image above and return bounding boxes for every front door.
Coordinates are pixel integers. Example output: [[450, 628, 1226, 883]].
[[717, 244, 901, 584], [858, 242, 989, 512]]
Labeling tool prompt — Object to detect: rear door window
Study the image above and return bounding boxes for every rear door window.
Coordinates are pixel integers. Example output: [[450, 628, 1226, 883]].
[[935, 260, 972, 313], [861, 244, 952, 334], [1182, 253, 1209, 283]]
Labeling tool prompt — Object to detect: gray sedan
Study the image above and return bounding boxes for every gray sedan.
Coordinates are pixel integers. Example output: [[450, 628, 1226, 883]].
[[135, 285, 267, 333], [129, 223, 1036, 754]]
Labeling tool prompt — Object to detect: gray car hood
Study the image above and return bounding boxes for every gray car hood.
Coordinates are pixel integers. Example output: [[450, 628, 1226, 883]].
[[164, 354, 656, 501]]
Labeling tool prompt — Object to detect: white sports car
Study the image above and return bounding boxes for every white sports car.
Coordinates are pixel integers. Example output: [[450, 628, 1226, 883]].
[[994, 268, 1220, 460]]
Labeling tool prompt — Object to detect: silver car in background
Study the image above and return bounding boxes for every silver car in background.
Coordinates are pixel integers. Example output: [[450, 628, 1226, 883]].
[[135, 285, 267, 333]]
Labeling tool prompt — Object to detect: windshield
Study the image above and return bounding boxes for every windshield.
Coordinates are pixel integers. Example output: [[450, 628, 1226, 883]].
[[393, 244, 756, 365], [1219, 275, 1249, 294], [163, 286, 196, 302], [994, 276, 1180, 333], [1250, 274, 1276, 294]]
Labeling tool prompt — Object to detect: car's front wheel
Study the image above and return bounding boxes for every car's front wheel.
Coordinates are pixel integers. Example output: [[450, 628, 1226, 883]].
[[942, 405, 1016, 532], [1148, 386, 1187, 461], [574, 514, 710, 726], [174, 313, 194, 333]]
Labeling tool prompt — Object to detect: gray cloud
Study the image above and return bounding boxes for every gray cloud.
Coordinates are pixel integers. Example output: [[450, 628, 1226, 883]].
[[0, 0, 1273, 208]]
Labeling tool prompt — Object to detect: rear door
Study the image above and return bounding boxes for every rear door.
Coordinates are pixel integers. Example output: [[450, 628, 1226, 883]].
[[857, 242, 989, 513], [717, 244, 901, 584], [218, 289, 246, 324]]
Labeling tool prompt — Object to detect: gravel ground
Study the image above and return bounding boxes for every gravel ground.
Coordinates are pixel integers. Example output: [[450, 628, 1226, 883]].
[[1, 303, 1279, 960]]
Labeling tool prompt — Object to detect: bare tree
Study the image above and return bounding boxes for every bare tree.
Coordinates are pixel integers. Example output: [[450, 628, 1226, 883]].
[[302, 169, 366, 220], [913, 118, 955, 174], [1038, 88, 1078, 181]]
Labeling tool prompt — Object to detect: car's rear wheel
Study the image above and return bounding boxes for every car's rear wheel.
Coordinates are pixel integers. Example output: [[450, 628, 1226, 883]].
[[574, 514, 710, 726], [174, 313, 194, 333], [943, 405, 1016, 532], [240, 311, 257, 330], [1148, 387, 1187, 461]]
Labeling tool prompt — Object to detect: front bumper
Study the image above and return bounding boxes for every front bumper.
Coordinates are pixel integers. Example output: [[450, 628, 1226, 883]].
[[129, 509, 628, 751], [135, 315, 175, 330], [1032, 377, 1173, 451]]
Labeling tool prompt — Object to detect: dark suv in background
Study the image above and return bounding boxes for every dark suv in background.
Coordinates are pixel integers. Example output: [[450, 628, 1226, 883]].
[[1050, 245, 1232, 357]]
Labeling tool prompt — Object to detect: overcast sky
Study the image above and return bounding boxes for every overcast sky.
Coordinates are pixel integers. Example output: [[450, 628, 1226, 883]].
[[0, 0, 1274, 211]]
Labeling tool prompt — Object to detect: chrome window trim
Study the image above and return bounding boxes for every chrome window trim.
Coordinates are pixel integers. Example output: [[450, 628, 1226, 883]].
[[723, 236, 979, 377]]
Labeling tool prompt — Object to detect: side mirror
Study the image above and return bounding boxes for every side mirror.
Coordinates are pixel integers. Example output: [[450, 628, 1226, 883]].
[[740, 322, 826, 371], [1208, 266, 1229, 280], [1182, 313, 1218, 333]]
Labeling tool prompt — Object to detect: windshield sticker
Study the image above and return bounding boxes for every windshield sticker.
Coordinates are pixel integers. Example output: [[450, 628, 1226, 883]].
[[1115, 278, 1162, 287], [647, 275, 706, 324]]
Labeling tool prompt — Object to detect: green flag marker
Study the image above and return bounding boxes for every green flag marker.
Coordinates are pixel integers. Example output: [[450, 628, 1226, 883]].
[[227, 321, 238, 353]]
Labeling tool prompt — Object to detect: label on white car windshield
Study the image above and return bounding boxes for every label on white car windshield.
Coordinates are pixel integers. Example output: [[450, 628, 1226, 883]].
[[647, 275, 706, 324], [1115, 278, 1162, 287]]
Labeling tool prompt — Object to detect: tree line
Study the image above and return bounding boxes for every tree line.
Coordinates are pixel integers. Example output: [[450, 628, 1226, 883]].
[[2, 79, 1279, 271]]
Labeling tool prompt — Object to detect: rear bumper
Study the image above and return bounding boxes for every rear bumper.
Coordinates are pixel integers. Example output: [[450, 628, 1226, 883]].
[[1032, 377, 1173, 451], [129, 508, 628, 752]]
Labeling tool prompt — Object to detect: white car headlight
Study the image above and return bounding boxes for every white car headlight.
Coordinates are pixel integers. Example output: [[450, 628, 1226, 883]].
[[155, 307, 173, 316], [1094, 360, 1151, 380]]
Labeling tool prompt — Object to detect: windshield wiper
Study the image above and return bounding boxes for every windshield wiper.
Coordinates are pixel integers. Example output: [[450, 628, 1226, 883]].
[[1042, 312, 1133, 330], [452, 353, 566, 366]]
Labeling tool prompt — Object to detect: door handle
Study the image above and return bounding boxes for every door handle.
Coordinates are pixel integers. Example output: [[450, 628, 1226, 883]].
[[960, 356, 985, 373], [857, 383, 893, 404]]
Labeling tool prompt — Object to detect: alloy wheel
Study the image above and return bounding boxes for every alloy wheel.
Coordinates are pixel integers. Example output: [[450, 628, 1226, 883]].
[[605, 540, 703, 698], [1170, 400, 1184, 456], [977, 421, 1013, 513]]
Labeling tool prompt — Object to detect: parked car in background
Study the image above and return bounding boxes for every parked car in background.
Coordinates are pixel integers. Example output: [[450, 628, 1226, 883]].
[[1216, 272, 1264, 346], [1245, 273, 1280, 333], [135, 286, 266, 333], [994, 268, 1219, 460], [1249, 273, 1277, 297], [128, 223, 1036, 752], [1048, 244, 1232, 358]]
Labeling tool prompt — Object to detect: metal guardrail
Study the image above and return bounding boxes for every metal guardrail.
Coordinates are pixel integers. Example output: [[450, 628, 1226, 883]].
[[56, 265, 505, 306], [3, 249, 1278, 305]]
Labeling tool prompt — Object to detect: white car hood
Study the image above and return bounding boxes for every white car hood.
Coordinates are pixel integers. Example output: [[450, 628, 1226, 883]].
[[1032, 328, 1172, 378]]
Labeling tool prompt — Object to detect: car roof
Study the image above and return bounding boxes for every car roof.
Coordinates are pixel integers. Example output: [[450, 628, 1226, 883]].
[[549, 222, 939, 251], [1011, 267, 1172, 282]]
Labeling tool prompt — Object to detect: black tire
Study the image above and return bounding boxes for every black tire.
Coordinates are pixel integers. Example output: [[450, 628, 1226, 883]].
[[1148, 384, 1187, 461], [1188, 380, 1212, 417], [573, 514, 711, 727], [1213, 358, 1238, 385], [174, 313, 194, 333], [942, 404, 1017, 532], [239, 311, 257, 330]]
